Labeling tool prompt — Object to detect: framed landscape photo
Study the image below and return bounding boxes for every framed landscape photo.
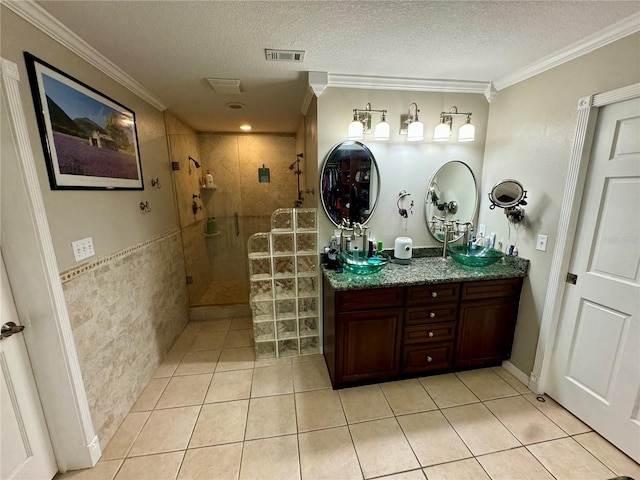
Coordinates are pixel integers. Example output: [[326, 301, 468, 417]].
[[24, 52, 144, 190]]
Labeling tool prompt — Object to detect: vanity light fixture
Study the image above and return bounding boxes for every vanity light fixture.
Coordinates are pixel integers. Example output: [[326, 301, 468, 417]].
[[405, 103, 424, 142], [434, 106, 475, 142], [239, 124, 252, 131], [347, 103, 389, 141]]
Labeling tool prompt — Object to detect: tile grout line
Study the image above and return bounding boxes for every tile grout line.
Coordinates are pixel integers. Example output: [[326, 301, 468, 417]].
[[104, 319, 622, 480]]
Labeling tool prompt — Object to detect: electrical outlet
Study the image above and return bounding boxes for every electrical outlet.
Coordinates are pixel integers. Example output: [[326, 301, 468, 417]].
[[478, 224, 487, 236], [536, 234, 548, 252], [72, 237, 95, 262]]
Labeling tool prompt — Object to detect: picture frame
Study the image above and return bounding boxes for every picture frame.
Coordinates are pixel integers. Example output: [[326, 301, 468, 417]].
[[24, 52, 144, 190]]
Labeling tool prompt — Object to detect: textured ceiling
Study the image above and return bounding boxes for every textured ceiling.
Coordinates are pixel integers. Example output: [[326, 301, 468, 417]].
[[35, 1, 640, 133]]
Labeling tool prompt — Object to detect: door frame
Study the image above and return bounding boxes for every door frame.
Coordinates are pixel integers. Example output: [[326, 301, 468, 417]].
[[530, 82, 640, 394], [1, 57, 100, 470]]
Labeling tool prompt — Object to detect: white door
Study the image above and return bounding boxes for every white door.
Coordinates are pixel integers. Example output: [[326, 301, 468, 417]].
[[547, 97, 640, 461], [0, 252, 57, 479]]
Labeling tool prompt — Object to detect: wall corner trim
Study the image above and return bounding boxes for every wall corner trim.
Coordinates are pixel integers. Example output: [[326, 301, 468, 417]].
[[3, 0, 167, 111], [493, 12, 640, 91], [531, 82, 640, 394], [1, 55, 100, 471], [308, 71, 328, 96]]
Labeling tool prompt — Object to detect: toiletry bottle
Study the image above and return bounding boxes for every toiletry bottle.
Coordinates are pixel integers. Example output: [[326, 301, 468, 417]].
[[489, 232, 496, 248], [206, 217, 217, 234], [206, 170, 214, 188], [468, 228, 476, 250], [362, 227, 369, 255]]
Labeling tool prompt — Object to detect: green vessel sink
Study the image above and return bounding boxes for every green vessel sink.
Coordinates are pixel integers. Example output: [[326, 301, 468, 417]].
[[448, 245, 504, 267], [338, 251, 390, 275]]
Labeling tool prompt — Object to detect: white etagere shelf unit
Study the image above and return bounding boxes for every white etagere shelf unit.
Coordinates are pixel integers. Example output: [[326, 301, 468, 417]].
[[248, 208, 319, 359]]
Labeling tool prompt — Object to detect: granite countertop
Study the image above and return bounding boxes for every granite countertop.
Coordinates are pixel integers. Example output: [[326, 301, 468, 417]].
[[322, 247, 530, 291]]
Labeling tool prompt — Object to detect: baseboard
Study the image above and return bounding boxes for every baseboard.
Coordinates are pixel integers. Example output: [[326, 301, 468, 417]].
[[501, 360, 531, 387]]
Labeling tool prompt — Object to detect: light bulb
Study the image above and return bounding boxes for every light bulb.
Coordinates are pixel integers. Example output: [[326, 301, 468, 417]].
[[457, 118, 475, 142], [433, 121, 451, 142], [374, 119, 390, 140], [406, 120, 424, 141], [348, 120, 364, 140]]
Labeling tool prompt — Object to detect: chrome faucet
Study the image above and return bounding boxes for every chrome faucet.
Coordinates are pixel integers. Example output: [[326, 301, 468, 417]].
[[456, 221, 474, 247], [441, 222, 455, 259]]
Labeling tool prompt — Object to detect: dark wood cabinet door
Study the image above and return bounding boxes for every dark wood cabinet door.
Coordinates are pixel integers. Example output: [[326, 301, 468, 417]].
[[455, 298, 520, 368], [337, 309, 403, 384]]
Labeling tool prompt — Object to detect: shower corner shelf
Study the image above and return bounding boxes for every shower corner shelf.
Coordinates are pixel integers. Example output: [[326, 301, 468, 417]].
[[204, 231, 221, 237], [200, 185, 218, 191]]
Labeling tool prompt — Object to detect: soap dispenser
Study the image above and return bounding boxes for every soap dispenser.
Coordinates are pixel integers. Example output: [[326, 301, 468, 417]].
[[205, 170, 214, 188]]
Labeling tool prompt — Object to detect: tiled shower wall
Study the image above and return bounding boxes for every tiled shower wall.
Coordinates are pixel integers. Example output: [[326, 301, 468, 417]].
[[61, 231, 189, 448]]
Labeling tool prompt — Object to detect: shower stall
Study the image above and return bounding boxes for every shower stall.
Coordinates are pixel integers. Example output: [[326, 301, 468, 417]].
[[165, 112, 300, 309]]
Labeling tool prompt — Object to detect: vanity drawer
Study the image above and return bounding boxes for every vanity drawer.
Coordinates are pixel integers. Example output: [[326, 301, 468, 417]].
[[405, 304, 457, 325], [406, 283, 460, 306], [404, 322, 456, 345], [401, 343, 453, 373], [337, 287, 404, 312], [461, 278, 523, 300]]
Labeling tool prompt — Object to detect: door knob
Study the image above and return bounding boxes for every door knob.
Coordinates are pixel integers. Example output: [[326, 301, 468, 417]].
[[1, 322, 25, 339]]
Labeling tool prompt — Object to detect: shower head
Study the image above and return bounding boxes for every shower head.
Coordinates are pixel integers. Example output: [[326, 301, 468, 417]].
[[188, 156, 201, 168]]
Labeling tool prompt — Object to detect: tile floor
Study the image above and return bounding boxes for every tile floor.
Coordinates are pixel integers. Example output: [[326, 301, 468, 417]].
[[57, 317, 640, 480]]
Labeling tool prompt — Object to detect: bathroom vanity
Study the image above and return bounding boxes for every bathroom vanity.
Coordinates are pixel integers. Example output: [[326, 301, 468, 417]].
[[322, 254, 528, 388]]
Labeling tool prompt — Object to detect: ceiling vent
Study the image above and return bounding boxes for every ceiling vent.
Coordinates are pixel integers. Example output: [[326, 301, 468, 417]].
[[265, 49, 305, 62], [206, 78, 243, 95]]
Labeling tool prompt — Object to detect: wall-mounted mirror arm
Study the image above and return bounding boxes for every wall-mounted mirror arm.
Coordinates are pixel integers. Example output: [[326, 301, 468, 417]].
[[488, 179, 528, 223]]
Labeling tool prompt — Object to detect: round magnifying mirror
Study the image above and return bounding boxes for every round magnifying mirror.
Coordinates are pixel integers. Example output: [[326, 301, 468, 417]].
[[488, 179, 525, 208], [425, 161, 477, 242], [320, 141, 380, 226]]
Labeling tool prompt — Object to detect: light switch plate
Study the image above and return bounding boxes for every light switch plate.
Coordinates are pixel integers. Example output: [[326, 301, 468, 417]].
[[72, 237, 95, 262], [536, 234, 548, 252]]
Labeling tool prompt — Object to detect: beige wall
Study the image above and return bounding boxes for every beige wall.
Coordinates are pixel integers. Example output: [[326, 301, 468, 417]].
[[479, 32, 640, 375], [316, 88, 489, 249], [304, 97, 319, 210], [1, 5, 189, 452], [1, 7, 179, 272]]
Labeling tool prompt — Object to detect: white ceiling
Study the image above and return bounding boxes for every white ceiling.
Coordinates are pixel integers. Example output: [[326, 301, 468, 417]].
[[34, 1, 640, 134]]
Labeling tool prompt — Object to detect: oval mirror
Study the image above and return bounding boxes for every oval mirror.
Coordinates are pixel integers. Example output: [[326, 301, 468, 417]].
[[425, 161, 477, 242], [320, 141, 380, 226], [488, 179, 525, 208]]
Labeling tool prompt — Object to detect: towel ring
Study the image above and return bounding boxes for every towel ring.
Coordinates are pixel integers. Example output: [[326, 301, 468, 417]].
[[397, 190, 414, 218]]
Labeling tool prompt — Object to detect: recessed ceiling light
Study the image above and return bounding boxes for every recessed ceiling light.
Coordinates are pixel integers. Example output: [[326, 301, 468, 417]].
[[227, 102, 245, 110], [239, 125, 252, 131]]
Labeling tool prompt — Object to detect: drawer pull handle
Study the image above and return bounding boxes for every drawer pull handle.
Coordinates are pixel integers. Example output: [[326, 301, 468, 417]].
[[428, 331, 434, 337], [431, 292, 438, 297], [429, 312, 436, 318], [426, 355, 433, 362]]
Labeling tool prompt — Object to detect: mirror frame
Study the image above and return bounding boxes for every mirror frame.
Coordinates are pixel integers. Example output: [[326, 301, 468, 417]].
[[425, 160, 478, 243], [488, 179, 525, 208], [319, 141, 381, 227]]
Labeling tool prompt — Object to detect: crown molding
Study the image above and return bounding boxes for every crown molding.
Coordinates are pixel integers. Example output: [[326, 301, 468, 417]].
[[326, 73, 491, 96], [2, 0, 167, 111], [493, 12, 640, 91]]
